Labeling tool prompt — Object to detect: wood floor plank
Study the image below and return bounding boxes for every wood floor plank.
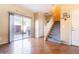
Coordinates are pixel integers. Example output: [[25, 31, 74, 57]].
[[0, 38, 79, 54]]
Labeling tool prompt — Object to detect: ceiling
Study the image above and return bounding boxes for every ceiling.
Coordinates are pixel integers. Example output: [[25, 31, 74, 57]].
[[19, 4, 53, 13]]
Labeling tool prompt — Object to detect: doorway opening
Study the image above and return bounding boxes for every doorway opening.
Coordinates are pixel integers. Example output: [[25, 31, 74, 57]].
[[35, 19, 39, 38], [9, 13, 32, 43]]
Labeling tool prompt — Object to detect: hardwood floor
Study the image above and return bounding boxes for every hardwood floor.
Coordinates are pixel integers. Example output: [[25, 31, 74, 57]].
[[0, 38, 79, 54]]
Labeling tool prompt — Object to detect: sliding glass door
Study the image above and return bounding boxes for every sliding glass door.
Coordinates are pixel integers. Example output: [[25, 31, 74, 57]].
[[14, 14, 23, 41], [9, 13, 32, 42]]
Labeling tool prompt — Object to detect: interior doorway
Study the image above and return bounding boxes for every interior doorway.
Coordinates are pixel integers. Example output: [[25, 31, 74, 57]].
[[9, 13, 32, 43], [35, 19, 40, 38]]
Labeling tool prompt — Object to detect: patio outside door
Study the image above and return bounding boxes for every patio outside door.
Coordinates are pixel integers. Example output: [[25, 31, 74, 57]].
[[9, 13, 32, 42]]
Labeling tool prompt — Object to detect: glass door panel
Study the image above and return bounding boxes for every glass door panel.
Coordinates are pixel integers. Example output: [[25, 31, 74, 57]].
[[14, 14, 22, 41], [22, 17, 32, 39]]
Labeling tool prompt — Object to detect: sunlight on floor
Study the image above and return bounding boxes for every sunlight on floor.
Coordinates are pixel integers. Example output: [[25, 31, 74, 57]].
[[12, 38, 32, 54]]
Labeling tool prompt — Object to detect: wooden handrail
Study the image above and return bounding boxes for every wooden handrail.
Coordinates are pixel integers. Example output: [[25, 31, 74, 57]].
[[44, 17, 55, 40]]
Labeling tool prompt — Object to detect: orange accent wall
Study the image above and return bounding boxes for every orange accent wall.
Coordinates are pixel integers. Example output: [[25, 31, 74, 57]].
[[53, 5, 61, 21]]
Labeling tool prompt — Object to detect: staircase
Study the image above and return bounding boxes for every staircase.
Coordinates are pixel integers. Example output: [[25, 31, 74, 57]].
[[47, 21, 60, 43]]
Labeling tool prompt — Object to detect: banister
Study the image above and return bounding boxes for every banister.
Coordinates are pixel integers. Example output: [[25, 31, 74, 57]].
[[44, 17, 55, 40]]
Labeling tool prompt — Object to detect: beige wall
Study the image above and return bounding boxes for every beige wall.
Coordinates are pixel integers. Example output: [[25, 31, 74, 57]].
[[0, 4, 34, 44], [60, 4, 79, 11]]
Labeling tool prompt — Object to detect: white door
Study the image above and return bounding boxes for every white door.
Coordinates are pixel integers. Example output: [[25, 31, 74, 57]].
[[72, 10, 79, 46]]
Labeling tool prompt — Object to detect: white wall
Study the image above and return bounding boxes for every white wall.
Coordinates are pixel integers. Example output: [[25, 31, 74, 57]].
[[60, 16, 72, 45]]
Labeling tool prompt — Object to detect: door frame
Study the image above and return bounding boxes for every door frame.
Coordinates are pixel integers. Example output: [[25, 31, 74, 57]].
[[8, 12, 13, 43]]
